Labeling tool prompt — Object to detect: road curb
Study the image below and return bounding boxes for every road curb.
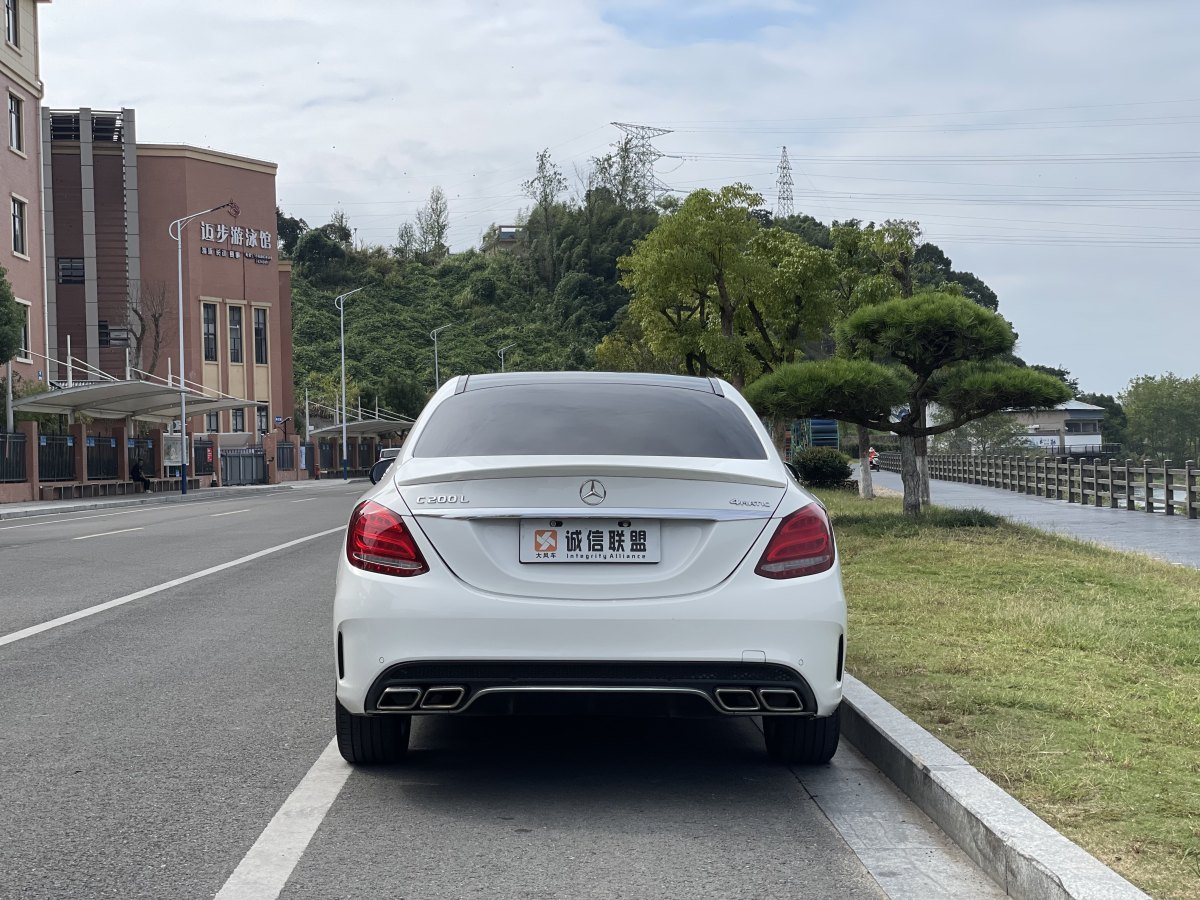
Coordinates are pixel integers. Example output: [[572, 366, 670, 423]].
[[842, 674, 1148, 899], [0, 485, 296, 521]]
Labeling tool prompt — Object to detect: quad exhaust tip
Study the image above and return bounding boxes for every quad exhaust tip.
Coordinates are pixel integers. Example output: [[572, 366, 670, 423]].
[[377, 686, 422, 711], [420, 686, 466, 710], [715, 688, 760, 712], [759, 688, 803, 711]]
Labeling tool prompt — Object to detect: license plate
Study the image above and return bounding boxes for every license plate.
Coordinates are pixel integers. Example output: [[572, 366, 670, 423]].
[[520, 519, 660, 563]]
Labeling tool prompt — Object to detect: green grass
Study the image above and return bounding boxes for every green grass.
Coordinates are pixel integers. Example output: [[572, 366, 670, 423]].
[[817, 490, 1200, 899]]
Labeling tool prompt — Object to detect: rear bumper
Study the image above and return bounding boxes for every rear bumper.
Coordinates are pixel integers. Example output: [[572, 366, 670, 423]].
[[334, 556, 847, 717]]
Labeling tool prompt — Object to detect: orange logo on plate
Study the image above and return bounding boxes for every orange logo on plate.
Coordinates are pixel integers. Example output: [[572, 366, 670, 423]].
[[534, 529, 558, 553]]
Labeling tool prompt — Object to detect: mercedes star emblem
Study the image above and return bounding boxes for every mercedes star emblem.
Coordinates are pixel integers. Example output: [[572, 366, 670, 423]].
[[580, 479, 607, 505]]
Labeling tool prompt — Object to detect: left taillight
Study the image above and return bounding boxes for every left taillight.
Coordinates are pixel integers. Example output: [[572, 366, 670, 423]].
[[346, 500, 429, 576], [755, 503, 835, 579]]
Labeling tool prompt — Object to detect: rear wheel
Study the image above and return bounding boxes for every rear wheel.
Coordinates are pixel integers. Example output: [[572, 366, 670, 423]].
[[335, 700, 411, 764], [763, 706, 840, 765]]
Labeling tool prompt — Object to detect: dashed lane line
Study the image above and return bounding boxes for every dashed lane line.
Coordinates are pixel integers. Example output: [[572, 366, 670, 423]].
[[211, 509, 250, 517], [0, 527, 344, 649], [73, 527, 144, 541], [213, 738, 350, 900]]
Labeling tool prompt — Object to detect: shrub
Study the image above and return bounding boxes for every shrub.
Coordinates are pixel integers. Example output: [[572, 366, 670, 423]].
[[792, 447, 852, 487]]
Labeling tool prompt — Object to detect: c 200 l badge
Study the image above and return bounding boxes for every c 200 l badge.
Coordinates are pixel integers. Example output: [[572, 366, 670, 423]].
[[416, 495, 469, 504]]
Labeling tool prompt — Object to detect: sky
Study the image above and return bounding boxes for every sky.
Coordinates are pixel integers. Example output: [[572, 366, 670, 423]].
[[39, 0, 1200, 397]]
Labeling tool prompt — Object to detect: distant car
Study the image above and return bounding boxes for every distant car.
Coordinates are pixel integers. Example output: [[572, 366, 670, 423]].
[[334, 372, 847, 766]]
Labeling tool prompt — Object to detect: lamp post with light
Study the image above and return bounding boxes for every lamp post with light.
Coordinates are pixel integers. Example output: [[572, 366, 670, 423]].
[[496, 343, 516, 373], [334, 287, 364, 481], [167, 200, 237, 495], [430, 324, 450, 388]]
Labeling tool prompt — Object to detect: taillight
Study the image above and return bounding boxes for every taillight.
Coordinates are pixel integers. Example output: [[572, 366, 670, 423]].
[[755, 504, 835, 579], [346, 501, 429, 576]]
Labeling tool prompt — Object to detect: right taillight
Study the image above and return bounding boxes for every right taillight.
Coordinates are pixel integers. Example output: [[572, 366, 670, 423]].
[[346, 500, 429, 576], [755, 504, 835, 579]]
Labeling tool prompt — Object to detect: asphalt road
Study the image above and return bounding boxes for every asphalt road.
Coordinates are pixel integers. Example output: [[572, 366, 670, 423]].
[[0, 482, 1001, 899]]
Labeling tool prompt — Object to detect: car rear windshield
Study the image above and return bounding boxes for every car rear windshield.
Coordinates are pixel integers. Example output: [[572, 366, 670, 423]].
[[413, 384, 768, 459]]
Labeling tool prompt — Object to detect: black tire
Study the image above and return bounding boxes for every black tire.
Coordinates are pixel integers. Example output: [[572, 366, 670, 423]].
[[763, 706, 841, 765], [335, 700, 411, 764]]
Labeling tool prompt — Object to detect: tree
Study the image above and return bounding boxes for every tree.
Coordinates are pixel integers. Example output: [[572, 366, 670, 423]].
[[1121, 374, 1200, 462], [745, 292, 1071, 516], [931, 409, 1031, 455], [276, 207, 309, 257], [0, 265, 21, 363], [415, 187, 450, 262], [913, 242, 998, 310], [522, 149, 569, 288], [1029, 364, 1078, 396], [127, 279, 170, 375], [1076, 391, 1128, 450], [618, 184, 836, 388], [394, 222, 418, 262], [321, 207, 353, 245]]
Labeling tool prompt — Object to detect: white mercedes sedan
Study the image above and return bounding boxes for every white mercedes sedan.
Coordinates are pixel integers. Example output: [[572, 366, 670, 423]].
[[334, 372, 847, 766]]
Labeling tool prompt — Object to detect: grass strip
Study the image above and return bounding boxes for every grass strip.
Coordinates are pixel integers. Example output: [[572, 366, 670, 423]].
[[817, 489, 1200, 900]]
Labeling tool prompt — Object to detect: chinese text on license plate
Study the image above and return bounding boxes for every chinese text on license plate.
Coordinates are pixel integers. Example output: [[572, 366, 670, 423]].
[[520, 519, 661, 563]]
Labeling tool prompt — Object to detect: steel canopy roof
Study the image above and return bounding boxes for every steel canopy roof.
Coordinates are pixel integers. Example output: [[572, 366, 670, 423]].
[[12, 380, 256, 422], [308, 418, 414, 438]]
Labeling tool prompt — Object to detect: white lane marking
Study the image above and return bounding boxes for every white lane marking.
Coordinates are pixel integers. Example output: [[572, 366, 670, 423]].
[[290, 498, 315, 503], [73, 527, 144, 541], [214, 738, 350, 900], [0, 527, 343, 649], [0, 494, 286, 532], [211, 508, 250, 518]]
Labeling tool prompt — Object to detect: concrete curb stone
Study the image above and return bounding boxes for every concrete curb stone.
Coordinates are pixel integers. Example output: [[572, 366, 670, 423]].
[[842, 674, 1148, 899], [0, 485, 296, 521]]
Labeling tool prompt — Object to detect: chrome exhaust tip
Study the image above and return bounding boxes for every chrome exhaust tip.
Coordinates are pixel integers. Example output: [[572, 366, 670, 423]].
[[420, 686, 466, 710], [759, 688, 803, 711], [377, 686, 422, 711], [715, 687, 760, 712]]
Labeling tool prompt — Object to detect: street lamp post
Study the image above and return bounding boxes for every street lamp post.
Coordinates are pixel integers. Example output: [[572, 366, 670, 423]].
[[168, 200, 236, 495], [335, 287, 364, 481], [430, 324, 450, 388], [496, 343, 516, 373]]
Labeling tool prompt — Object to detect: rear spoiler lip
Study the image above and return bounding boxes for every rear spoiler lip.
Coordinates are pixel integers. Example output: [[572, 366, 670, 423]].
[[391, 458, 788, 489]]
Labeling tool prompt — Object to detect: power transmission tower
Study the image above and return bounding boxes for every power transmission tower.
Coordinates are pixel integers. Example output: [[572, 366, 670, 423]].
[[611, 122, 674, 198], [775, 146, 794, 218]]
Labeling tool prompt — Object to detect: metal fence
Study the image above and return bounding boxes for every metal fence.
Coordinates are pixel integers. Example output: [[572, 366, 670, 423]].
[[221, 447, 265, 485], [879, 453, 1200, 518], [38, 434, 76, 482], [319, 442, 334, 473], [303, 443, 315, 476], [358, 442, 373, 471], [277, 442, 296, 472], [86, 436, 119, 480], [193, 440, 215, 476], [0, 432, 26, 483]]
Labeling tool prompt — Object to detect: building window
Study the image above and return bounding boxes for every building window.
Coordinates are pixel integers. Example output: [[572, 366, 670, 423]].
[[4, 0, 17, 47], [257, 405, 269, 434], [231, 408, 245, 433], [205, 412, 219, 433], [253, 308, 268, 365], [7, 93, 21, 152], [57, 257, 84, 284], [11, 196, 26, 256], [228, 306, 243, 363], [98, 319, 111, 347], [202, 303, 218, 361], [15, 299, 29, 361]]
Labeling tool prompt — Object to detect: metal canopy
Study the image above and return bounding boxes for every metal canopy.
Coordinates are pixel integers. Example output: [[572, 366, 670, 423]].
[[309, 418, 414, 438], [11, 380, 255, 422]]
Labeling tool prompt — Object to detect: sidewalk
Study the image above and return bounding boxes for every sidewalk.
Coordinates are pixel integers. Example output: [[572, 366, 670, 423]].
[[870, 469, 1200, 569]]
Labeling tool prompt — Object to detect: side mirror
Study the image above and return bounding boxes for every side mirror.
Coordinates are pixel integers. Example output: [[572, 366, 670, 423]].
[[369, 458, 392, 485]]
